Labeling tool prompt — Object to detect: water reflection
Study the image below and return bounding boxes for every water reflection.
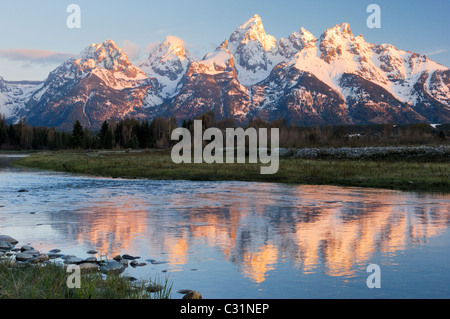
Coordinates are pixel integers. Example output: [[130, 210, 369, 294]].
[[0, 157, 449, 298]]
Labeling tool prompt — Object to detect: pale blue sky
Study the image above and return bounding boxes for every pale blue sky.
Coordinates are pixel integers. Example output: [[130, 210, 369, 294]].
[[0, 0, 449, 81]]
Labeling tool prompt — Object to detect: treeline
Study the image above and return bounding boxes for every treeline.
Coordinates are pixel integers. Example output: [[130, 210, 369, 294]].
[[0, 115, 177, 151], [0, 111, 448, 151]]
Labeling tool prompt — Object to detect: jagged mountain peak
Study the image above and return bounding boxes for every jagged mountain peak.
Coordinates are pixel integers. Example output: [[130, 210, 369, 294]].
[[321, 23, 354, 40], [279, 27, 316, 59], [148, 35, 193, 64], [229, 14, 277, 52], [78, 39, 134, 71], [138, 35, 194, 101]]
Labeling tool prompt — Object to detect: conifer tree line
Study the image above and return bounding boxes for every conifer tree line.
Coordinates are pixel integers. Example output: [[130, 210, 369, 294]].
[[0, 114, 178, 150], [0, 111, 447, 151]]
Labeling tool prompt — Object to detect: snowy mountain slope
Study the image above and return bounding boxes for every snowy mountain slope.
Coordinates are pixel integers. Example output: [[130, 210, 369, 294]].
[[160, 45, 250, 123], [0, 76, 43, 121], [139, 36, 195, 104], [204, 14, 283, 86], [22, 40, 153, 130]]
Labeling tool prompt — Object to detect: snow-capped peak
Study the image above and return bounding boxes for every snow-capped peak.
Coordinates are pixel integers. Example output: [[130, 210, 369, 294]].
[[78, 39, 134, 71], [138, 35, 194, 101], [214, 14, 282, 86], [279, 27, 316, 58], [142, 35, 194, 72], [229, 14, 277, 52], [321, 23, 353, 41]]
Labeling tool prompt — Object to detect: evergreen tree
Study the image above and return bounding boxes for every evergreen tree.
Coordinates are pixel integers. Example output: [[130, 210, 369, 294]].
[[71, 120, 85, 149]]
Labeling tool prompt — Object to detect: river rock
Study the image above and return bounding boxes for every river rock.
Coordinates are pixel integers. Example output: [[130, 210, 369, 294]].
[[15, 252, 35, 261], [0, 235, 18, 245], [100, 260, 125, 275], [21, 245, 34, 252], [23, 249, 40, 255], [182, 290, 203, 299], [130, 260, 138, 267], [49, 249, 61, 253], [0, 241, 14, 251], [28, 254, 49, 264], [86, 250, 98, 254], [84, 256, 97, 262], [122, 254, 138, 260], [112, 255, 122, 261]]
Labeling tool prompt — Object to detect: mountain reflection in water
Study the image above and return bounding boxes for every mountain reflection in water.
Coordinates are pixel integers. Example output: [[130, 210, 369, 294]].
[[0, 158, 449, 298]]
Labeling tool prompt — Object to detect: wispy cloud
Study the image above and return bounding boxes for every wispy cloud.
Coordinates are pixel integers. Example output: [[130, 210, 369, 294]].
[[425, 49, 448, 56], [0, 48, 75, 65]]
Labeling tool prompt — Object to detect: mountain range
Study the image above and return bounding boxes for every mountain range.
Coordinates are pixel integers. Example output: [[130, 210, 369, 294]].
[[1, 14, 449, 130]]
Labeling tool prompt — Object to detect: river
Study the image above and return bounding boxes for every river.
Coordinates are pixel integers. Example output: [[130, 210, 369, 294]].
[[0, 155, 449, 298]]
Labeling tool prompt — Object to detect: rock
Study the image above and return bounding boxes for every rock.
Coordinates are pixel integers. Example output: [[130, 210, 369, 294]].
[[86, 250, 98, 254], [49, 249, 61, 253], [100, 260, 125, 275], [17, 189, 28, 193], [183, 291, 203, 299], [79, 263, 98, 273], [130, 260, 138, 267], [36, 253, 49, 262], [0, 235, 18, 245], [0, 241, 14, 251], [61, 255, 76, 260], [122, 254, 137, 260], [20, 245, 34, 252], [28, 254, 49, 264], [137, 262, 147, 267], [84, 256, 97, 262], [64, 257, 84, 264], [113, 255, 122, 261], [15, 252, 35, 261], [23, 249, 40, 255]]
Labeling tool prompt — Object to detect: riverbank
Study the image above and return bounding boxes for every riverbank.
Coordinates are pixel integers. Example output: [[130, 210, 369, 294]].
[[0, 235, 179, 299], [10, 147, 450, 193]]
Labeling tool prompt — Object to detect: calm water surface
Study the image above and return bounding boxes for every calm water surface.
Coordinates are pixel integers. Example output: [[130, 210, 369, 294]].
[[0, 155, 449, 298]]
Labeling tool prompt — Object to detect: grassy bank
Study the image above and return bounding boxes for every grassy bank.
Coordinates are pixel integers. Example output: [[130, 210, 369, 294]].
[[12, 149, 450, 193], [0, 258, 171, 299]]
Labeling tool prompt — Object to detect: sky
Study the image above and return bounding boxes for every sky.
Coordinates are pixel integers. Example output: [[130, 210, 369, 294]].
[[0, 0, 449, 81]]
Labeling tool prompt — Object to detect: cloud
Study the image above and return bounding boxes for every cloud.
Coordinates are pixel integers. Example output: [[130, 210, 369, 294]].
[[144, 41, 161, 54], [0, 48, 75, 65], [425, 49, 448, 56], [121, 40, 141, 61]]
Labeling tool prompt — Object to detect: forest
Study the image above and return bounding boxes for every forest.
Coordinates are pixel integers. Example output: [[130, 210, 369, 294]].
[[0, 111, 447, 151]]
